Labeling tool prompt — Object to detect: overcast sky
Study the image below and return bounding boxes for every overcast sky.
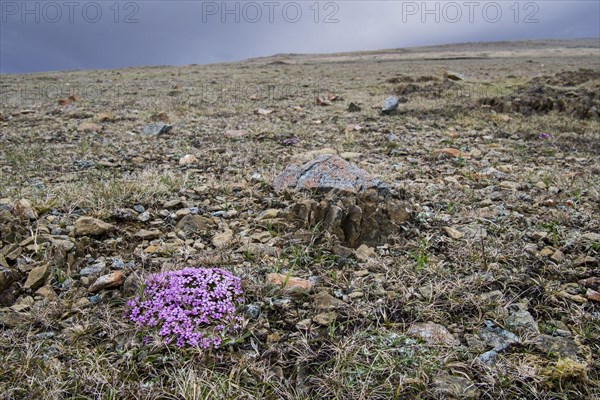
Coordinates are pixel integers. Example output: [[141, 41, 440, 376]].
[[1, 1, 599, 73]]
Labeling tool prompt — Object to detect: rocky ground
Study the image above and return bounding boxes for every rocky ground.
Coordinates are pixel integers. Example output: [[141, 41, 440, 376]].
[[0, 39, 599, 399]]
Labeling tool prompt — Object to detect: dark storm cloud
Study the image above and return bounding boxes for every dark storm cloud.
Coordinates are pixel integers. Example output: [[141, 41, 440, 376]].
[[0, 1, 599, 73]]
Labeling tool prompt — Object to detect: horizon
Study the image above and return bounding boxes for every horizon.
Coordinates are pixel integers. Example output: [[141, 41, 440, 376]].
[[1, 1, 599, 74], [2, 36, 597, 76]]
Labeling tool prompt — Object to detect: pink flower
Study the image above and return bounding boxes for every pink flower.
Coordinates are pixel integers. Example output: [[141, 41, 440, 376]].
[[124, 267, 243, 348]]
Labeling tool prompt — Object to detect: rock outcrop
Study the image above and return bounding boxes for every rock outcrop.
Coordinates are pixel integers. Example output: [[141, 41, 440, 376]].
[[274, 154, 411, 247]]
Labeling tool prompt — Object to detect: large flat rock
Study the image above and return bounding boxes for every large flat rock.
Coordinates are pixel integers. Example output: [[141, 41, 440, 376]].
[[273, 154, 387, 194]]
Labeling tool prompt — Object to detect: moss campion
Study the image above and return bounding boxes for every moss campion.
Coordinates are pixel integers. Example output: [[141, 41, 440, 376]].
[[125, 267, 243, 348]]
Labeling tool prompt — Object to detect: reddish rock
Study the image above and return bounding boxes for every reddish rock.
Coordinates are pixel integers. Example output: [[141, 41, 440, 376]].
[[586, 288, 600, 303], [88, 271, 123, 293], [433, 148, 468, 158], [266, 273, 312, 292], [14, 199, 37, 220]]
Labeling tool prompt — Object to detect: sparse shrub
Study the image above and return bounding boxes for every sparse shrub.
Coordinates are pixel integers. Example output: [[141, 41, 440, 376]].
[[125, 267, 243, 348]]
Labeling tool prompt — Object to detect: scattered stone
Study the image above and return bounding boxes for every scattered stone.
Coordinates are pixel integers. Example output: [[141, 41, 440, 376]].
[[354, 244, 375, 262], [586, 288, 600, 302], [142, 124, 172, 136], [51, 238, 75, 252], [23, 264, 51, 290], [353, 269, 370, 277], [88, 271, 124, 293], [122, 273, 142, 296], [250, 172, 262, 182], [581, 232, 600, 242], [314, 292, 345, 310], [531, 231, 548, 241], [74, 217, 114, 237], [0, 265, 16, 292], [445, 71, 466, 81], [0, 253, 8, 269], [246, 304, 261, 319], [534, 334, 582, 360], [408, 322, 459, 346], [212, 229, 233, 248], [96, 112, 116, 122], [5, 246, 22, 262], [434, 148, 465, 158], [58, 95, 78, 105], [573, 256, 597, 267], [471, 321, 521, 364], [296, 318, 312, 330], [179, 154, 198, 166], [175, 214, 216, 236], [237, 243, 278, 257], [313, 312, 337, 326], [35, 286, 57, 300], [578, 276, 600, 289], [134, 229, 162, 240], [348, 291, 364, 299], [381, 96, 399, 114], [163, 198, 181, 208], [14, 199, 37, 220], [136, 210, 152, 223], [551, 250, 565, 263], [266, 273, 312, 292], [257, 108, 273, 115], [79, 260, 106, 276], [10, 296, 34, 312], [385, 133, 400, 142], [332, 244, 353, 261], [258, 209, 280, 220], [35, 331, 56, 340], [73, 297, 91, 309], [347, 102, 361, 112], [505, 309, 540, 336], [443, 226, 464, 240], [0, 309, 28, 328]]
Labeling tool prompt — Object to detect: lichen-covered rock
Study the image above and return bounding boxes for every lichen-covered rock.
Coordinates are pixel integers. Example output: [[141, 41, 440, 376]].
[[273, 154, 387, 194], [276, 154, 411, 247]]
